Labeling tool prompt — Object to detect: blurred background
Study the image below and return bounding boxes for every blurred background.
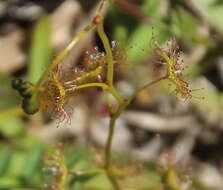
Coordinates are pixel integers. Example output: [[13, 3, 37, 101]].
[[1, 0, 223, 189]]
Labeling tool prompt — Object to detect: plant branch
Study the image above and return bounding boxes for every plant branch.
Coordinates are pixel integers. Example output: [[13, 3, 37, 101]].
[[104, 77, 167, 169], [129, 76, 167, 102], [76, 83, 124, 105], [104, 103, 127, 170], [96, 16, 114, 86], [75, 82, 109, 90], [103, 77, 167, 190]]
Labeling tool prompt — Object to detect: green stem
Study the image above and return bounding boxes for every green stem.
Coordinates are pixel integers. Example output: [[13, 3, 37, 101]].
[[95, 9, 167, 190], [104, 103, 127, 190], [75, 82, 109, 90], [105, 103, 127, 170], [129, 76, 167, 102], [59, 154, 68, 190], [109, 86, 125, 104], [96, 16, 114, 85], [104, 77, 167, 190], [76, 77, 166, 190], [36, 22, 96, 90], [76, 83, 124, 105]]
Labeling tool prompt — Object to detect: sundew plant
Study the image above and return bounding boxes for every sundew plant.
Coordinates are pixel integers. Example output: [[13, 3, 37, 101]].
[[12, 0, 202, 189]]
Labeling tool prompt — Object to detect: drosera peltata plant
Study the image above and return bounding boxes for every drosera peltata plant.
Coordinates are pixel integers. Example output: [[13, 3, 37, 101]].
[[152, 37, 205, 102], [12, 0, 203, 189], [43, 143, 68, 190]]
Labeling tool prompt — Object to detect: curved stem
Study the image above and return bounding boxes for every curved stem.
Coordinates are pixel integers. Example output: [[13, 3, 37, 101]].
[[75, 83, 124, 104], [96, 16, 114, 86], [75, 82, 109, 90], [105, 103, 127, 169], [103, 103, 127, 190]]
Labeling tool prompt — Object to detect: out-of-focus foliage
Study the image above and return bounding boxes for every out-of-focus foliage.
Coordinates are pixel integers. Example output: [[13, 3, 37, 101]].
[[28, 15, 52, 84]]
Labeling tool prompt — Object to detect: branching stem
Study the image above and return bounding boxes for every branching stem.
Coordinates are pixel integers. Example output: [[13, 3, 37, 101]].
[[94, 5, 169, 189], [104, 75, 165, 190]]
